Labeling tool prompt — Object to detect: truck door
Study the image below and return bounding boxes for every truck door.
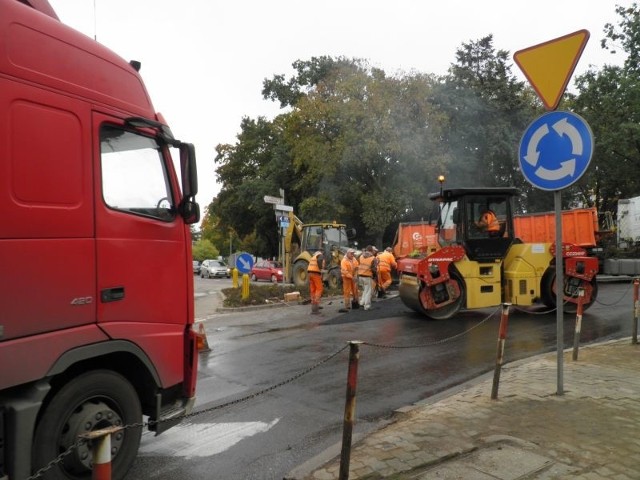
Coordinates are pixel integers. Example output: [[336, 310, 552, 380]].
[[93, 114, 189, 383]]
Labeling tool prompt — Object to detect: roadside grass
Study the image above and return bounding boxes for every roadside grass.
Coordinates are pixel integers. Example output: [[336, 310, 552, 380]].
[[222, 282, 342, 307]]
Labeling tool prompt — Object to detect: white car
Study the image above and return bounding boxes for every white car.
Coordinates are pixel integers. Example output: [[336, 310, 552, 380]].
[[200, 259, 230, 278]]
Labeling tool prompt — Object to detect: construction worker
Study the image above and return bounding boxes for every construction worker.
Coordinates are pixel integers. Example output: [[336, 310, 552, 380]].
[[357, 246, 377, 310], [339, 249, 359, 312], [307, 250, 324, 314], [377, 247, 397, 297], [476, 208, 501, 237]]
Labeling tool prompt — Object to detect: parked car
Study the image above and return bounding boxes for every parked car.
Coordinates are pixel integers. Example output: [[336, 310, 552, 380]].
[[193, 260, 200, 275], [200, 259, 230, 279], [250, 260, 284, 282]]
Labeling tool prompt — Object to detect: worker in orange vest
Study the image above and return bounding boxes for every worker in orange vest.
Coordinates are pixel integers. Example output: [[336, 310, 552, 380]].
[[476, 208, 501, 237], [339, 249, 359, 313], [357, 246, 377, 310], [377, 247, 397, 297], [307, 251, 325, 314]]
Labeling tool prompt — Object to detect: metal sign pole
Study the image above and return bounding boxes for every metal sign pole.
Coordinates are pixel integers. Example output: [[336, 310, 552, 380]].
[[555, 190, 564, 395]]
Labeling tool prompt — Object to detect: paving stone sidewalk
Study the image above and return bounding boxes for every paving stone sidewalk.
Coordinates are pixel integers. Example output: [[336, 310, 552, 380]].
[[303, 339, 640, 480]]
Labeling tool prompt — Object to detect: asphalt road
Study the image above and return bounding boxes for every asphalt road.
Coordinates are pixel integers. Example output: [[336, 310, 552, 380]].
[[125, 277, 636, 480]]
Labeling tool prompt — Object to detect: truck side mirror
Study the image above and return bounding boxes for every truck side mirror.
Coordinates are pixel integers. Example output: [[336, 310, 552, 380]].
[[180, 143, 198, 198], [179, 200, 200, 225]]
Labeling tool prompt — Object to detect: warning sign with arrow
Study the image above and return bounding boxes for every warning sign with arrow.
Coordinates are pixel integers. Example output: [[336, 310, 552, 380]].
[[514, 30, 590, 111]]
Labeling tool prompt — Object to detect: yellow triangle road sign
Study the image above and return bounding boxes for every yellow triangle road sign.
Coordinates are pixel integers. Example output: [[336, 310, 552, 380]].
[[514, 30, 590, 111]]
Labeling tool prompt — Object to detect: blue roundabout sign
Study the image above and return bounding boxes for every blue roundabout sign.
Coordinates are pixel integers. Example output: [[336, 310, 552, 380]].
[[518, 111, 593, 191]]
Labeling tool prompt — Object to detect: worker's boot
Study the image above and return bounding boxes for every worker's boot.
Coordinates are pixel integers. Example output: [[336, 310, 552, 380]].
[[311, 303, 320, 315]]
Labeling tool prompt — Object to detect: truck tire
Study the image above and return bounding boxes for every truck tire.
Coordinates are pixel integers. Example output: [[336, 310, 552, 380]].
[[32, 370, 142, 480], [292, 261, 309, 288]]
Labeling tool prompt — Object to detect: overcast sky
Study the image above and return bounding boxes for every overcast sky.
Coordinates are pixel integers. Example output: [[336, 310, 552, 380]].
[[48, 0, 630, 214]]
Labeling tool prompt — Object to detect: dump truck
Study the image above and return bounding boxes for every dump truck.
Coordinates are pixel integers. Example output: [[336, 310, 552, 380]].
[[397, 188, 598, 319], [0, 1, 200, 479], [284, 212, 355, 288]]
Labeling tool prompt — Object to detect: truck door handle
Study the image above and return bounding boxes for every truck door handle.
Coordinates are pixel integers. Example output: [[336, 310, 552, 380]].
[[101, 287, 125, 303]]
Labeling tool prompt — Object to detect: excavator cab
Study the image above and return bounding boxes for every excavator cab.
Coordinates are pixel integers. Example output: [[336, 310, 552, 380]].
[[434, 188, 519, 262]]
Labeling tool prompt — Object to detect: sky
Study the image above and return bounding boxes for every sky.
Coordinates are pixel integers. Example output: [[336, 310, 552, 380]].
[[47, 0, 631, 220]]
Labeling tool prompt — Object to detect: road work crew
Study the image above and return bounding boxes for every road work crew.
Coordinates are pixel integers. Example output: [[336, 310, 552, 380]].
[[377, 247, 397, 297], [339, 249, 359, 312], [357, 246, 377, 310], [307, 250, 324, 314]]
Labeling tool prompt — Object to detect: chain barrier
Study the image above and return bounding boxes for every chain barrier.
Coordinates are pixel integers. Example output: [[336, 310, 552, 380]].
[[594, 278, 634, 306], [27, 439, 86, 480], [362, 306, 500, 349], [26, 343, 349, 480]]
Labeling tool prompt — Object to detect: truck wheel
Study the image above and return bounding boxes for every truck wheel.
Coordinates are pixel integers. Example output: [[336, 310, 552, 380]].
[[292, 261, 309, 288], [32, 370, 142, 480]]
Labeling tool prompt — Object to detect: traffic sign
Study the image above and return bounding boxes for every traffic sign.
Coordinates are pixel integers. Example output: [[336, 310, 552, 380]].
[[235, 252, 254, 274], [263, 195, 284, 204], [514, 30, 589, 110], [518, 111, 593, 191], [275, 204, 293, 212]]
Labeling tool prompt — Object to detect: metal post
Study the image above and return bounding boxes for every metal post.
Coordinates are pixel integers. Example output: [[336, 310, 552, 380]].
[[572, 288, 585, 361], [633, 278, 639, 345], [491, 303, 511, 400], [554, 190, 564, 396], [339, 341, 362, 480]]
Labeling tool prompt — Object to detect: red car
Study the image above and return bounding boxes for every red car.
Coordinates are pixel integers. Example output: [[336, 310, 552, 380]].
[[250, 260, 284, 282]]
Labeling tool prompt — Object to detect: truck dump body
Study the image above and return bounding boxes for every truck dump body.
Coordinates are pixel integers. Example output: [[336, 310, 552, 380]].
[[513, 207, 599, 248]]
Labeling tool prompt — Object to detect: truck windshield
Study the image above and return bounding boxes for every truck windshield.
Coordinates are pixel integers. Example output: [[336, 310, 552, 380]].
[[100, 126, 174, 221]]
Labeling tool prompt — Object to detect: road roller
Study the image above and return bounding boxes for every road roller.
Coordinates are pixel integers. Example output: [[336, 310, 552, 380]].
[[397, 187, 598, 320]]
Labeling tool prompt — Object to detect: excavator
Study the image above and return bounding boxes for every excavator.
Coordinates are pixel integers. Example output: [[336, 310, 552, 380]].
[[283, 212, 355, 289], [397, 186, 599, 320]]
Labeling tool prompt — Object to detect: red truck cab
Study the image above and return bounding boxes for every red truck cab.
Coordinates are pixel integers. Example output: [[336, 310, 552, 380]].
[[0, 1, 200, 478]]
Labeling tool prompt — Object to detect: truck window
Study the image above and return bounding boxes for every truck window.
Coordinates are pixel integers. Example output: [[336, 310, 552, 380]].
[[100, 125, 174, 220]]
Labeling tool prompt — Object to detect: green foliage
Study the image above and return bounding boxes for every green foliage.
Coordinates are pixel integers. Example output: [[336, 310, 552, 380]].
[[192, 239, 218, 262], [204, 3, 640, 253]]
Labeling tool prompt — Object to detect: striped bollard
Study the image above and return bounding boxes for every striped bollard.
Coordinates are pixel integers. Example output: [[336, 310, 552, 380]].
[[572, 288, 585, 361], [491, 303, 511, 400], [79, 426, 123, 480], [339, 341, 362, 480]]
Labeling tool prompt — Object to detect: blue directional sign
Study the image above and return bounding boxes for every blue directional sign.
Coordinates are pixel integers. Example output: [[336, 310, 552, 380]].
[[235, 252, 254, 274], [518, 111, 593, 191]]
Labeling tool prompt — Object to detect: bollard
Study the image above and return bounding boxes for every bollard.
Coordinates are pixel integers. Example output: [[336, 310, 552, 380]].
[[79, 425, 123, 480], [633, 278, 639, 345], [241, 273, 250, 300], [572, 288, 585, 361], [491, 303, 511, 400], [232, 267, 239, 288], [339, 341, 362, 480]]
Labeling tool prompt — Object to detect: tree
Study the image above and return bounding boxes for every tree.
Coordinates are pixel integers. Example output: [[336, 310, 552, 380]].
[[435, 36, 546, 212], [192, 239, 218, 262], [573, 3, 638, 214]]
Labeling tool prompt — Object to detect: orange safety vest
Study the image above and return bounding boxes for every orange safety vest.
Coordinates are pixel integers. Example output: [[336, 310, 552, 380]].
[[357, 254, 376, 277], [308, 252, 322, 273], [377, 251, 396, 271], [341, 255, 358, 279], [480, 210, 500, 232]]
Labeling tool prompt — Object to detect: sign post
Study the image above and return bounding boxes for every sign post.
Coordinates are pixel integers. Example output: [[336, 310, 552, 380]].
[[514, 31, 591, 396]]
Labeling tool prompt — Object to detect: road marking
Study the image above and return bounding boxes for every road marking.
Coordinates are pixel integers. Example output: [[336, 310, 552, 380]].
[[138, 418, 280, 458]]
